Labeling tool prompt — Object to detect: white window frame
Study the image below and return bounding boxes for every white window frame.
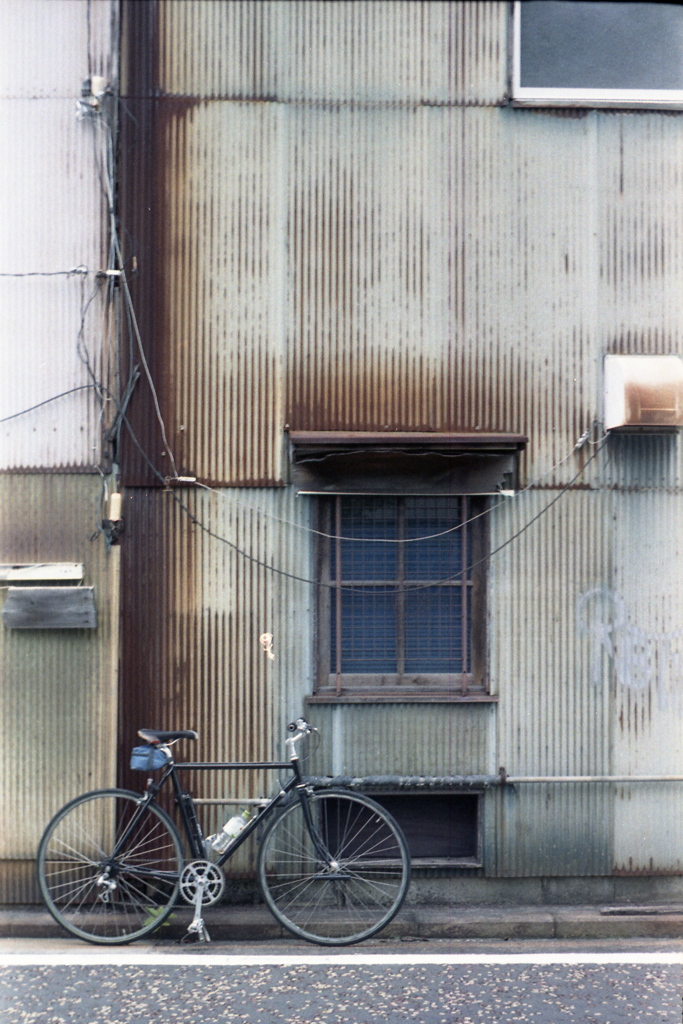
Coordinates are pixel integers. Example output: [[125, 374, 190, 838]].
[[512, 0, 683, 109]]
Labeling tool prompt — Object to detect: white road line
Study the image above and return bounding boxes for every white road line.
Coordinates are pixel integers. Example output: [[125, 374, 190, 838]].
[[0, 953, 682, 967]]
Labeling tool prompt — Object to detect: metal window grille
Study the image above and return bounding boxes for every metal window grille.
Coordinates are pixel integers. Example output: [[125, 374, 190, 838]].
[[318, 496, 486, 696]]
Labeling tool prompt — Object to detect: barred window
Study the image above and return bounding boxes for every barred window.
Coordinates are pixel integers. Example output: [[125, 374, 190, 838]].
[[314, 495, 487, 701]]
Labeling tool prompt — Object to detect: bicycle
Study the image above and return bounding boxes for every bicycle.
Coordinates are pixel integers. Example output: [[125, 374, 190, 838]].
[[36, 718, 411, 946]]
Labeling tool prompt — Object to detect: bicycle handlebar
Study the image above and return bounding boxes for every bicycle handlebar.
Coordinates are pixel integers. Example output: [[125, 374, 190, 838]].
[[285, 718, 313, 760], [287, 718, 311, 734]]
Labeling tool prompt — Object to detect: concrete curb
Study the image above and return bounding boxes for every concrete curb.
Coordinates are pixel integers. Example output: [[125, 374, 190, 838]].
[[3, 904, 683, 942]]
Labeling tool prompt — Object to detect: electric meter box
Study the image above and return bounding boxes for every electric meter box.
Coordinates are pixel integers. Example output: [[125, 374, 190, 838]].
[[604, 354, 683, 432]]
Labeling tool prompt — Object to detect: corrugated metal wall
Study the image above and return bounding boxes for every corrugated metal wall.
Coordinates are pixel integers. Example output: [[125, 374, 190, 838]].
[[117, 1, 683, 881], [149, 0, 508, 105], [491, 489, 614, 875], [0, 475, 119, 901], [118, 0, 509, 485], [118, 485, 313, 872], [118, 486, 312, 767], [0, 1, 120, 900], [0, 0, 118, 472]]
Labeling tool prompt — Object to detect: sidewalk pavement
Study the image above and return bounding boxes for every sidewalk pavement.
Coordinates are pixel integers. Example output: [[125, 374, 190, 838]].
[[3, 904, 683, 942]]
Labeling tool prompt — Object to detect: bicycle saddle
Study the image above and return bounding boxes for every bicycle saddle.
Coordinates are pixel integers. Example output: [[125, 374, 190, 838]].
[[138, 728, 198, 744]]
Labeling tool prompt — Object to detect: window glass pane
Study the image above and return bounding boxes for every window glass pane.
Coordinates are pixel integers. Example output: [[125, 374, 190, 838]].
[[520, 1, 683, 91], [404, 497, 464, 579], [340, 497, 397, 581], [404, 587, 465, 673], [326, 496, 481, 682], [331, 588, 396, 673]]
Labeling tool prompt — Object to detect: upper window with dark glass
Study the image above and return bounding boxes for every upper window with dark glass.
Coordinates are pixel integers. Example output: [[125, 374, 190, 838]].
[[513, 1, 683, 107]]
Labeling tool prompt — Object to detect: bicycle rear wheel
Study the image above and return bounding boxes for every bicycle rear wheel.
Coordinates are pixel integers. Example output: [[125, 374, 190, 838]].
[[37, 788, 183, 944], [257, 789, 410, 945]]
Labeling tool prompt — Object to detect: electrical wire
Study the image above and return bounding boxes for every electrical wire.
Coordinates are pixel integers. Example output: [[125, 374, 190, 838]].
[[192, 436, 587, 544], [116, 241, 180, 481], [0, 385, 105, 424], [7, 76, 605, 594], [118, 409, 606, 595], [177, 443, 606, 594], [92, 109, 180, 482], [0, 267, 89, 277], [75, 275, 107, 397], [1, 372, 605, 583], [397, 441, 607, 594]]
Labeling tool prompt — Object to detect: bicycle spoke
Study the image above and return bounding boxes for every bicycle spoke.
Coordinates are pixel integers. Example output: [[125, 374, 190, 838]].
[[37, 791, 183, 944], [258, 791, 409, 944]]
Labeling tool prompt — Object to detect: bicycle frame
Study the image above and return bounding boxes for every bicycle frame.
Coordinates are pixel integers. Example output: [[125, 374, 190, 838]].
[[137, 752, 321, 868]]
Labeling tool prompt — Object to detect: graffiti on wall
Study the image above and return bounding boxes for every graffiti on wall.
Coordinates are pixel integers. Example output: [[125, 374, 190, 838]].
[[577, 586, 683, 705]]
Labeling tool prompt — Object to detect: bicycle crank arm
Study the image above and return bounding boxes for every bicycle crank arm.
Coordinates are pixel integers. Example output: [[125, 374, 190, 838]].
[[183, 882, 211, 944]]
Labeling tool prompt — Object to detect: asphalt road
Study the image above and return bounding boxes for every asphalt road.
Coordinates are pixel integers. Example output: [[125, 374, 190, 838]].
[[1, 940, 682, 1023]]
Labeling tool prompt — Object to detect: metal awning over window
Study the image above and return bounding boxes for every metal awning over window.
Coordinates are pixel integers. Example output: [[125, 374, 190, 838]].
[[288, 431, 527, 496]]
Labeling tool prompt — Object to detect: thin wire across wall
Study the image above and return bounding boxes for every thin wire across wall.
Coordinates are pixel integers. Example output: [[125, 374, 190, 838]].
[[193, 436, 587, 544], [164, 437, 607, 595], [1, 77, 609, 593]]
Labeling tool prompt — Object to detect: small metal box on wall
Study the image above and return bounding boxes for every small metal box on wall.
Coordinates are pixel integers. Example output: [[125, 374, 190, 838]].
[[0, 564, 96, 629], [604, 355, 683, 431], [2, 588, 97, 629]]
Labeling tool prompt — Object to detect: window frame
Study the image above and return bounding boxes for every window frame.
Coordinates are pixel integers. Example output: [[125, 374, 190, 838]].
[[311, 494, 490, 704], [511, 0, 683, 110]]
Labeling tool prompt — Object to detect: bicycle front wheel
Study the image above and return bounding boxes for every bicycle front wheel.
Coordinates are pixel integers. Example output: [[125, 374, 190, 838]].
[[37, 788, 183, 944], [257, 789, 410, 945]]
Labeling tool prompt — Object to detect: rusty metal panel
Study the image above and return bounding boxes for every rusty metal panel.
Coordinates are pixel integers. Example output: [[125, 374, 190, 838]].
[[0, 475, 119, 902], [598, 113, 683, 357], [286, 102, 456, 437], [274, 0, 507, 106], [118, 485, 313, 871], [0, 0, 118, 99], [493, 489, 613, 777], [284, 104, 603, 478], [493, 783, 612, 878], [117, 88, 683, 489], [118, 99, 285, 486], [492, 475, 683, 876], [128, 1, 507, 105]]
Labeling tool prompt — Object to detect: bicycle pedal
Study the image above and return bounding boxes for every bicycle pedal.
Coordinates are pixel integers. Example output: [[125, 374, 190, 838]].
[[180, 925, 211, 944]]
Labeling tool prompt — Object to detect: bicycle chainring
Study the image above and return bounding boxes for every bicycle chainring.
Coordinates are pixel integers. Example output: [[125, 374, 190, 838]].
[[179, 860, 225, 906]]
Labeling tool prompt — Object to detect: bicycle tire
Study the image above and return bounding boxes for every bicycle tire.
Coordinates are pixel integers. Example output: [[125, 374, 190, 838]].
[[37, 788, 183, 944], [257, 788, 410, 945]]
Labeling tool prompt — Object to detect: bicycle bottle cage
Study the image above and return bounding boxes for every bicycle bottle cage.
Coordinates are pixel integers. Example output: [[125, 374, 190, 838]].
[[130, 744, 172, 772]]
